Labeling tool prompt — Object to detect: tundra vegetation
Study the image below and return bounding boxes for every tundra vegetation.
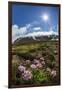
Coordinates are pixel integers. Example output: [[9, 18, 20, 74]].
[[12, 41, 59, 86]]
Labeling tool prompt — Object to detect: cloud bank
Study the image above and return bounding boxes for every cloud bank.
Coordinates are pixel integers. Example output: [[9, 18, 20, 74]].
[[12, 23, 58, 42]]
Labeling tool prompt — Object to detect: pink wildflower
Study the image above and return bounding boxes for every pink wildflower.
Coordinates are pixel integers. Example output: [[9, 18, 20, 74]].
[[36, 63, 43, 68], [30, 64, 37, 69], [41, 61, 45, 65], [18, 65, 25, 73], [51, 70, 57, 77], [34, 59, 40, 64], [22, 70, 32, 80]]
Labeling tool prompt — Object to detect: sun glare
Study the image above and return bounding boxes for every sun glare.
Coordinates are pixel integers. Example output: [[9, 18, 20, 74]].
[[42, 14, 49, 21]]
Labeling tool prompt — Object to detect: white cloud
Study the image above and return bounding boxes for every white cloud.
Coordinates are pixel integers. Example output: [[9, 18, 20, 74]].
[[26, 24, 32, 29], [12, 24, 28, 42], [12, 25, 18, 29], [19, 27, 27, 34], [33, 27, 41, 31], [12, 25, 27, 36], [25, 30, 58, 37]]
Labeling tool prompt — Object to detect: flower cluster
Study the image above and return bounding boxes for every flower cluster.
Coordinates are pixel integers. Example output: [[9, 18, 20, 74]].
[[51, 70, 56, 77], [30, 58, 45, 69], [36, 63, 43, 68], [30, 64, 37, 69], [18, 65, 32, 80], [17, 55, 57, 81], [18, 65, 25, 73], [22, 70, 32, 80]]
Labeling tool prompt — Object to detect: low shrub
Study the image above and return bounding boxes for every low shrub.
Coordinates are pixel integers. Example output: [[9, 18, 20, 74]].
[[32, 69, 49, 84]]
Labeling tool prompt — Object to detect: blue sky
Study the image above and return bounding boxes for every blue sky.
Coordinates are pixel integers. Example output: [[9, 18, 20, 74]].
[[12, 4, 59, 42]]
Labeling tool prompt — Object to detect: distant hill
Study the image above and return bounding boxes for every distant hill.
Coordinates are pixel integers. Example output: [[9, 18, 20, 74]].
[[13, 35, 58, 45]]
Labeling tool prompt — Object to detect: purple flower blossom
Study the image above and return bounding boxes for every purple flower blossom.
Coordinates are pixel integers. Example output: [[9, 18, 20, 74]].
[[34, 59, 40, 64], [51, 70, 57, 77], [22, 70, 32, 80], [41, 61, 45, 65], [30, 64, 37, 69], [31, 59, 43, 69], [18, 65, 25, 73], [36, 63, 43, 68]]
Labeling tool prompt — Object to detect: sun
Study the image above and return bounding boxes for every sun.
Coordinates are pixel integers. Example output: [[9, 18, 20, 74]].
[[42, 14, 49, 21], [43, 14, 48, 21]]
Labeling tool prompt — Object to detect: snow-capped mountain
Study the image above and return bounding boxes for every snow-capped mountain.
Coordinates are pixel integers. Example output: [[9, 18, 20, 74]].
[[13, 31, 58, 45]]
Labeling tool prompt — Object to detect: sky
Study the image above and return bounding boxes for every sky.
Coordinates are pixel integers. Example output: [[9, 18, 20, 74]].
[[12, 4, 59, 42]]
